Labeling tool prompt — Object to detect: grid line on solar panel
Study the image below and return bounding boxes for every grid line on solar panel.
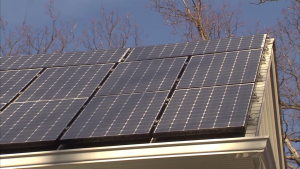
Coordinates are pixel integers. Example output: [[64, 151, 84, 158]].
[[154, 84, 254, 134], [0, 48, 128, 70], [0, 103, 6, 110], [126, 34, 266, 61], [0, 69, 41, 103], [0, 98, 86, 144], [62, 91, 169, 140], [97, 58, 186, 96], [177, 49, 262, 89], [15, 64, 113, 102]]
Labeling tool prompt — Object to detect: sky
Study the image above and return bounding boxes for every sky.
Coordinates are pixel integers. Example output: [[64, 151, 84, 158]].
[[0, 0, 290, 46], [0, 0, 298, 165]]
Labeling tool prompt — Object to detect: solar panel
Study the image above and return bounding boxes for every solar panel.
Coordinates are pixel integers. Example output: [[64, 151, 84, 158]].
[[177, 49, 262, 89], [16, 64, 113, 102], [62, 91, 168, 140], [154, 84, 254, 134], [0, 69, 41, 103], [0, 48, 128, 70], [126, 34, 266, 61], [97, 58, 186, 96], [0, 99, 86, 144]]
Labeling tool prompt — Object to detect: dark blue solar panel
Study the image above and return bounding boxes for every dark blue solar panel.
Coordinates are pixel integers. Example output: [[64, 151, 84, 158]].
[[154, 84, 254, 134], [0, 69, 41, 103], [16, 64, 113, 102], [177, 49, 262, 89], [97, 58, 186, 96], [62, 91, 168, 140], [0, 99, 86, 144]]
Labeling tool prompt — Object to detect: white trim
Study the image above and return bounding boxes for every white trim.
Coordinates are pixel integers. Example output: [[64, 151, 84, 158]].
[[1, 136, 276, 169]]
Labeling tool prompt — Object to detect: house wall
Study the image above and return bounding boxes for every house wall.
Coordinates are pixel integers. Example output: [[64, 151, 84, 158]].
[[258, 44, 285, 169], [245, 38, 285, 169]]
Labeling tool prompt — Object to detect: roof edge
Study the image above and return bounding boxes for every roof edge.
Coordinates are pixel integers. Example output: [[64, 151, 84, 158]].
[[1, 136, 276, 169]]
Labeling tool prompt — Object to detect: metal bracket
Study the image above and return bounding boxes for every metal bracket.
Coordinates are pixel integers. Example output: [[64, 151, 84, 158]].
[[256, 72, 264, 82], [252, 92, 260, 102], [263, 46, 269, 54], [260, 55, 266, 64]]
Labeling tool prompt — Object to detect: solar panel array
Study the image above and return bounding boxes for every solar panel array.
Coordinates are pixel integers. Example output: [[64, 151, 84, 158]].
[[0, 48, 128, 70], [63, 58, 186, 139], [126, 34, 265, 61], [0, 48, 128, 145], [0, 34, 266, 148]]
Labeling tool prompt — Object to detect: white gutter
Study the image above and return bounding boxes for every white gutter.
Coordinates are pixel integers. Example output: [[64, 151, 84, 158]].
[[1, 136, 276, 169]]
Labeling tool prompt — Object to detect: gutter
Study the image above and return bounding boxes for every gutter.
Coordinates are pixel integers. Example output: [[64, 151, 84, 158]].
[[1, 136, 276, 169]]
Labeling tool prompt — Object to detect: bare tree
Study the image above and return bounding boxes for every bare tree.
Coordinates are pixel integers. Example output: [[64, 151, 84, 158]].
[[149, 0, 246, 41], [275, 2, 300, 168], [151, 0, 300, 168], [0, 15, 29, 56], [80, 6, 145, 51], [249, 0, 300, 5], [0, 0, 145, 57], [0, 0, 78, 56]]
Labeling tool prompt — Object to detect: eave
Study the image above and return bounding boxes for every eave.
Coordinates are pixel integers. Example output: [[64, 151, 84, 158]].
[[1, 136, 276, 169]]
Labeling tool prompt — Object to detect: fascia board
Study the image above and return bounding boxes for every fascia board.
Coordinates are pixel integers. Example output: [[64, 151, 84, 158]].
[[1, 136, 275, 169]]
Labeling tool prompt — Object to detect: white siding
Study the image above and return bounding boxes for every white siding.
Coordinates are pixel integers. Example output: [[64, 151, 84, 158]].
[[258, 44, 285, 169]]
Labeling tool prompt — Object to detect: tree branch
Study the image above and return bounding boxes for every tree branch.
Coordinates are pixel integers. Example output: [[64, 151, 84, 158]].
[[284, 135, 300, 166]]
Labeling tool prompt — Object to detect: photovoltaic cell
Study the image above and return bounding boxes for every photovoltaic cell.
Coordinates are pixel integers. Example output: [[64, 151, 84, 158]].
[[16, 64, 113, 102], [0, 48, 128, 70], [62, 91, 168, 140], [0, 69, 41, 103], [0, 99, 86, 144], [154, 84, 254, 134], [177, 49, 262, 89], [126, 34, 266, 61], [97, 58, 186, 96]]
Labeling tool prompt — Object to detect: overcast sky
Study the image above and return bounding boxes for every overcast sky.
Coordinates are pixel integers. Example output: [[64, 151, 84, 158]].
[[1, 0, 290, 46]]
